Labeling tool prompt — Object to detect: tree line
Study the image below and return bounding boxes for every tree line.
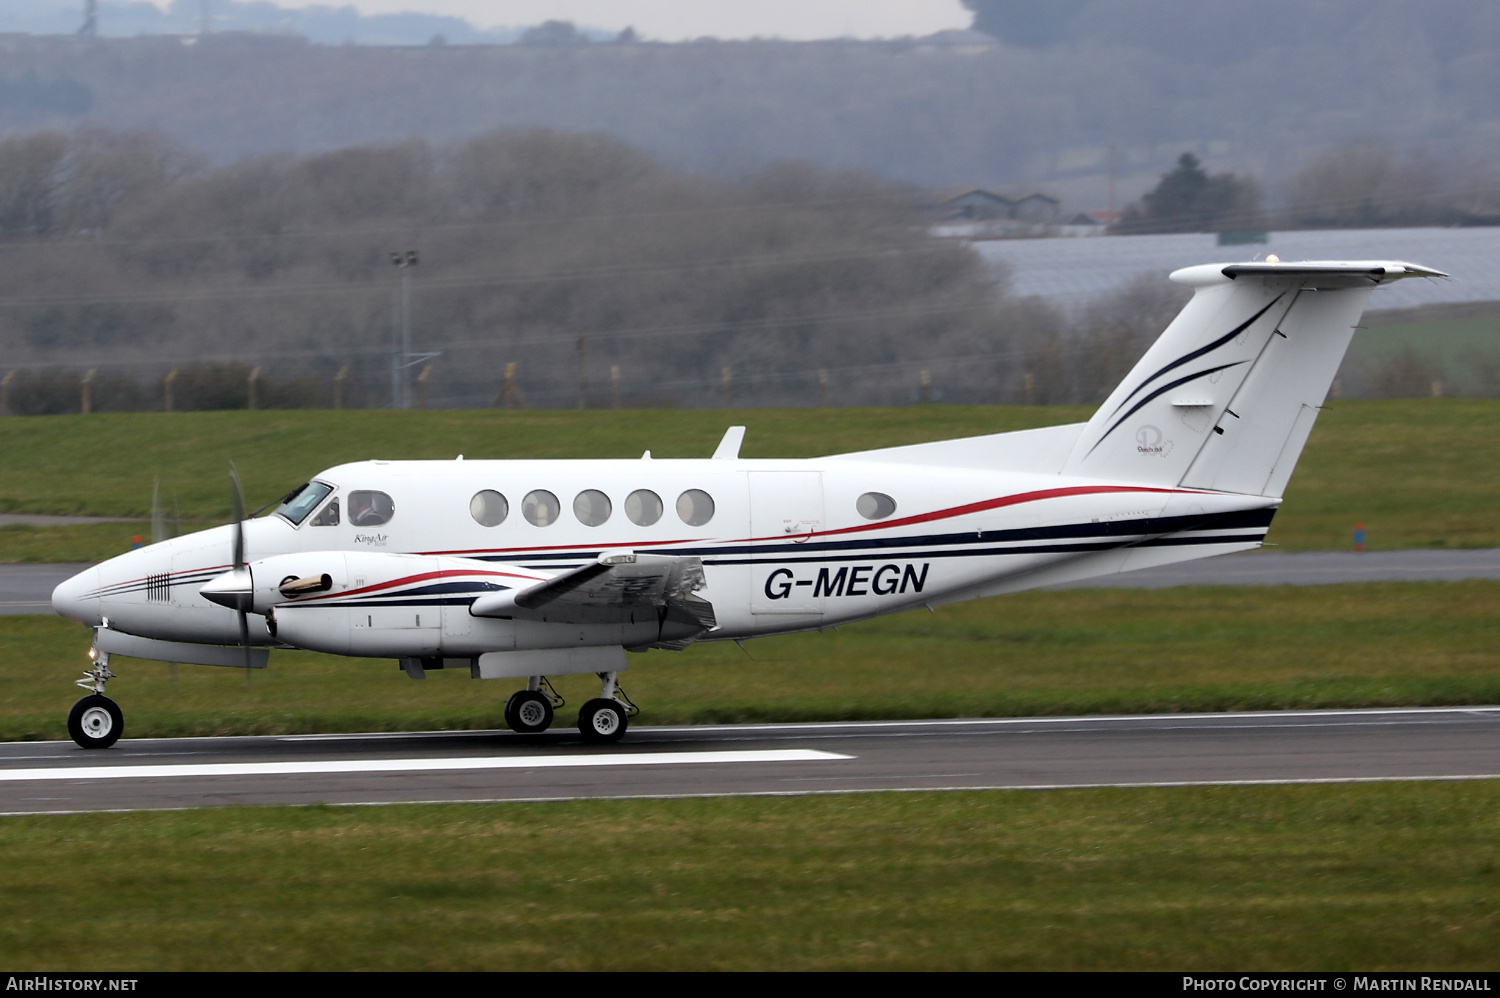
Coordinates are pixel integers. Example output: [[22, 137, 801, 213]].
[[1116, 144, 1500, 234], [0, 126, 1488, 416], [0, 127, 1032, 410]]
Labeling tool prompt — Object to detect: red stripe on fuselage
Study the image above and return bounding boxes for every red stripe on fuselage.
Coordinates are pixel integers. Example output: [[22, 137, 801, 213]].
[[417, 484, 1198, 559], [293, 567, 544, 604], [793, 485, 1193, 542]]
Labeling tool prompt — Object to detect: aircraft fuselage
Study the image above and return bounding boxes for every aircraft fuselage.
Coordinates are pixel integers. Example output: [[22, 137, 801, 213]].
[[54, 455, 1276, 656]]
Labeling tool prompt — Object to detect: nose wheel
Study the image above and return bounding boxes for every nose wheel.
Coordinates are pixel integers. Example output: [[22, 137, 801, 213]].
[[68, 694, 123, 749], [68, 636, 123, 749]]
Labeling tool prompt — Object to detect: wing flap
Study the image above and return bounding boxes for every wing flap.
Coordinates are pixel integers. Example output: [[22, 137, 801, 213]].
[[470, 551, 714, 634]]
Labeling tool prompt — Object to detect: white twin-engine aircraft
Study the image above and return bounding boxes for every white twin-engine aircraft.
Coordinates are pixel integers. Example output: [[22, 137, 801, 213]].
[[52, 260, 1443, 748]]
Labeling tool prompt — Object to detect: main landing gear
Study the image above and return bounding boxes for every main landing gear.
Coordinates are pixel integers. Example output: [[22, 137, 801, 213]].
[[502, 671, 638, 744], [68, 642, 122, 749], [504, 676, 562, 735], [578, 671, 637, 745]]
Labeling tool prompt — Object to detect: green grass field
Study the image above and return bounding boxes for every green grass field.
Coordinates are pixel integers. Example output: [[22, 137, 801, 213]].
[[5, 581, 1496, 740], [0, 405, 1495, 971], [0, 399, 1494, 561], [1354, 308, 1500, 396], [1, 782, 1496, 970]]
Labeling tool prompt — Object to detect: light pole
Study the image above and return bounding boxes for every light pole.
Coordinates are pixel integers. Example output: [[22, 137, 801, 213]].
[[391, 251, 415, 409], [389, 250, 440, 409]]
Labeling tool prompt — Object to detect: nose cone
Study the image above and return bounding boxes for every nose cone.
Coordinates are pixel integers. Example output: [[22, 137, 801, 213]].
[[52, 566, 102, 626], [200, 568, 253, 611]]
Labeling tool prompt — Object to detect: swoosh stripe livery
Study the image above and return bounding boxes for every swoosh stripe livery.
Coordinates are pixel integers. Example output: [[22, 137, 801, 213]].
[[1086, 361, 1247, 456], [278, 510, 1274, 612], [1106, 292, 1287, 419], [419, 485, 1203, 561], [93, 489, 1270, 604]]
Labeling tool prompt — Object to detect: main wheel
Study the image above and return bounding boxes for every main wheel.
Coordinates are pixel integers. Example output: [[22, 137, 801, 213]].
[[504, 690, 554, 734], [68, 694, 123, 750], [577, 698, 627, 744]]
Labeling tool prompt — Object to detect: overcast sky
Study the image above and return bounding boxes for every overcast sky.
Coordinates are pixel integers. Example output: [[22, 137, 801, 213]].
[[129, 1, 974, 40]]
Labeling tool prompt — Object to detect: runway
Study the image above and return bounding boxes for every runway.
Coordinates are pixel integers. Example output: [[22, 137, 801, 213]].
[[3, 707, 1497, 815], [4, 550, 1499, 615]]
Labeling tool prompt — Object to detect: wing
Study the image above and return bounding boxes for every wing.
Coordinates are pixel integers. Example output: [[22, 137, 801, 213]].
[[470, 550, 717, 645]]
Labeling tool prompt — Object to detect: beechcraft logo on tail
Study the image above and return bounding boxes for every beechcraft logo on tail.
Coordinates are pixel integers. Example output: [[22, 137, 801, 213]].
[[764, 563, 929, 600], [1135, 425, 1172, 457]]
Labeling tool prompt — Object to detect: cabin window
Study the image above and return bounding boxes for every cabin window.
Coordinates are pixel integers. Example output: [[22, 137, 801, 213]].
[[309, 498, 340, 526], [856, 492, 897, 520], [676, 489, 715, 526], [470, 490, 508, 527], [625, 489, 663, 526], [523, 490, 560, 527], [348, 490, 395, 527], [573, 489, 612, 527], [275, 481, 334, 526]]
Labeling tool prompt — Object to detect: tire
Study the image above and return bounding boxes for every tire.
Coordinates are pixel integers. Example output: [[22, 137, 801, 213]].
[[577, 698, 627, 744], [504, 690, 553, 734], [68, 694, 123, 750]]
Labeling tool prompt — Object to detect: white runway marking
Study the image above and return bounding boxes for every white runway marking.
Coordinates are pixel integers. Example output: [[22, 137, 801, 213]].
[[0, 749, 851, 783]]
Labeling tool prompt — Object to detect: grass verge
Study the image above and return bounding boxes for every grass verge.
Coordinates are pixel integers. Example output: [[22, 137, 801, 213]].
[[4, 581, 1497, 740], [1, 782, 1496, 970], [0, 400, 1495, 561]]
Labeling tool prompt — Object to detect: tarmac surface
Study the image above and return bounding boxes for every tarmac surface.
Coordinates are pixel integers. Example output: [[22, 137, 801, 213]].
[[6, 549, 1499, 615], [2, 708, 1497, 815]]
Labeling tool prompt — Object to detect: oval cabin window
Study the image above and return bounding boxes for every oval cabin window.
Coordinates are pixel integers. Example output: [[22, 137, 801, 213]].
[[676, 489, 715, 527], [573, 489, 612, 527], [470, 490, 508, 527], [856, 492, 897, 520], [522, 490, 561, 527], [625, 489, 663, 526], [347, 490, 395, 527]]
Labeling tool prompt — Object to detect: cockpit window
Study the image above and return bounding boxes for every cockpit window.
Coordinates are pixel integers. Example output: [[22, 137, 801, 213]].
[[348, 490, 395, 527], [309, 498, 340, 526], [275, 482, 334, 526]]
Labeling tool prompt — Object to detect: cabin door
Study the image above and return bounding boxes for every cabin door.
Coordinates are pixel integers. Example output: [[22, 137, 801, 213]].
[[748, 472, 825, 616]]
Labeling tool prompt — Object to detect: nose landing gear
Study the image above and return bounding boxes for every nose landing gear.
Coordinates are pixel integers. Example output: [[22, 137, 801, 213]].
[[68, 640, 122, 749]]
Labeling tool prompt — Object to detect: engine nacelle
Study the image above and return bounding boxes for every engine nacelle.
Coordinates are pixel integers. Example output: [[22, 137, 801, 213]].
[[216, 550, 661, 658]]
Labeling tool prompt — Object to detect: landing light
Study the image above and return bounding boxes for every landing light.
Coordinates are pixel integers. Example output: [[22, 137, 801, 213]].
[[1266, 254, 1280, 264]]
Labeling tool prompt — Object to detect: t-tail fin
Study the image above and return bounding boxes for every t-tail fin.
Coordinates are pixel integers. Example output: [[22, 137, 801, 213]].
[[1060, 260, 1445, 497]]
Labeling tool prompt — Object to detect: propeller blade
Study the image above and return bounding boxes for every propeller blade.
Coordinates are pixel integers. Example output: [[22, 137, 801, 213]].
[[151, 476, 164, 545], [228, 463, 252, 689], [239, 606, 252, 685], [229, 463, 246, 569]]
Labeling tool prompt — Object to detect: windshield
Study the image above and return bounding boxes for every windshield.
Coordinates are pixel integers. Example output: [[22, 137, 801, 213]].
[[275, 481, 335, 526]]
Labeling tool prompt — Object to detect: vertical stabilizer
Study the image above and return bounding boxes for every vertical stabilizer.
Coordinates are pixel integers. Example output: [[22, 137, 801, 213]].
[[1060, 261, 1444, 497]]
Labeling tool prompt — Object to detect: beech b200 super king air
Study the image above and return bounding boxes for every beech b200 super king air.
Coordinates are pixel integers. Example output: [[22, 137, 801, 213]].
[[51, 260, 1445, 748]]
